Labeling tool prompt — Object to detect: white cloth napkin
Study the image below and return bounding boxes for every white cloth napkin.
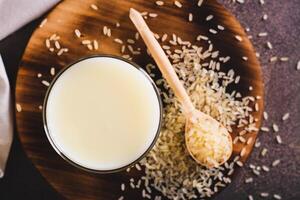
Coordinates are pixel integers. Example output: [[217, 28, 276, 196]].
[[0, 0, 60, 178], [0, 0, 60, 40], [0, 55, 12, 178]]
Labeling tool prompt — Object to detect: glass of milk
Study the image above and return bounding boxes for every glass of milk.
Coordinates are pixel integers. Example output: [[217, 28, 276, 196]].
[[43, 55, 162, 173]]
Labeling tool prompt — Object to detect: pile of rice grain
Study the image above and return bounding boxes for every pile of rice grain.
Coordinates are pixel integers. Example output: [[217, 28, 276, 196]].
[[137, 41, 257, 199]]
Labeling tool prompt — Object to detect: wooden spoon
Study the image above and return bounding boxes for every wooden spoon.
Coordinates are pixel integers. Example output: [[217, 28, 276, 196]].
[[129, 8, 233, 168]]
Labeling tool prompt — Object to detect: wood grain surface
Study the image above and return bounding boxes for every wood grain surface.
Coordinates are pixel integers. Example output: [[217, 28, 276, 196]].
[[15, 0, 264, 199]]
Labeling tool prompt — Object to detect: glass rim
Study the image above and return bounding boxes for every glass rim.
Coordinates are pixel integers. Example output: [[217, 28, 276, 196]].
[[42, 54, 163, 174]]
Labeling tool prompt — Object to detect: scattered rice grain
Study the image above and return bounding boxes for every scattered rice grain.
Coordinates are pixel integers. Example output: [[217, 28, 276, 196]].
[[276, 135, 282, 144], [90, 4, 98, 10], [206, 15, 214, 21], [93, 40, 99, 50], [118, 196, 124, 200], [260, 192, 269, 197], [245, 177, 253, 183], [188, 13, 193, 22], [57, 48, 64, 56], [156, 1, 164, 6], [114, 38, 123, 44], [262, 14, 268, 20], [266, 41, 273, 49], [209, 29, 217, 34], [273, 194, 282, 199], [16, 104, 22, 112], [149, 13, 158, 18], [282, 113, 290, 121], [261, 148, 268, 156], [42, 80, 50, 86], [54, 41, 61, 49], [39, 18, 47, 28], [82, 40, 91, 45], [258, 32, 268, 37], [240, 147, 247, 157], [235, 35, 243, 42], [270, 56, 278, 62], [174, 0, 182, 8], [217, 25, 225, 30], [50, 67, 55, 76], [121, 183, 125, 191], [280, 57, 289, 62], [45, 39, 50, 48], [297, 60, 300, 70], [242, 56, 248, 61], [272, 123, 279, 132], [87, 44, 93, 50], [197, 0, 203, 7], [262, 165, 270, 172], [272, 159, 280, 167], [263, 111, 268, 120], [74, 29, 81, 38]]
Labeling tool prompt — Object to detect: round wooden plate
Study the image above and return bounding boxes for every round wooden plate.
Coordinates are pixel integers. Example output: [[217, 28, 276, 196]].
[[15, 0, 264, 199]]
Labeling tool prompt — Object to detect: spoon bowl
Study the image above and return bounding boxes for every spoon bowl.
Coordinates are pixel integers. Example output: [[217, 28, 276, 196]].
[[185, 110, 233, 168]]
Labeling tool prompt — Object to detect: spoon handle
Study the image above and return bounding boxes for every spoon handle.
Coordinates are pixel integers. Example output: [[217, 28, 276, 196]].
[[129, 8, 195, 116]]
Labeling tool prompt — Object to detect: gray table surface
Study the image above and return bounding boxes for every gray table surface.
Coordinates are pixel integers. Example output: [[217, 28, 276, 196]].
[[0, 0, 299, 199]]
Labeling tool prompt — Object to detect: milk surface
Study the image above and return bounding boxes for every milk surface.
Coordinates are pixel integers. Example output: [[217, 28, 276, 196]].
[[45, 57, 161, 170]]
